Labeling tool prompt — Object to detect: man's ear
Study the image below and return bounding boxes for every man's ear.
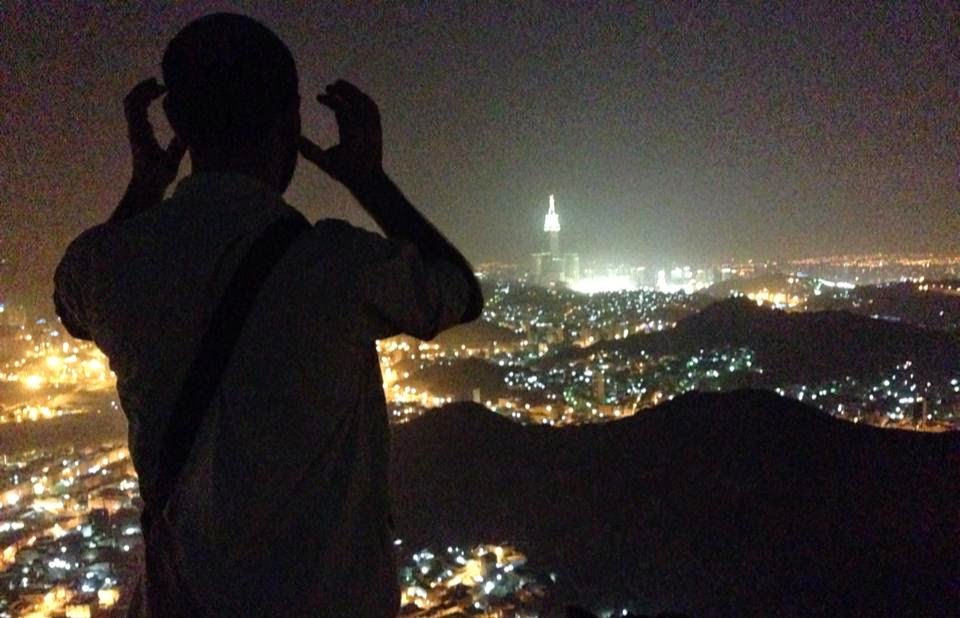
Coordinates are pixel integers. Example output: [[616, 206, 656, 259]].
[[264, 101, 302, 158], [161, 95, 186, 145], [276, 97, 302, 140], [265, 102, 302, 193], [161, 95, 196, 169], [161, 95, 173, 127]]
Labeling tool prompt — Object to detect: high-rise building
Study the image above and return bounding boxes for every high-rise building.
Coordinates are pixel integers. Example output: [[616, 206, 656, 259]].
[[544, 194, 561, 256], [532, 194, 579, 287]]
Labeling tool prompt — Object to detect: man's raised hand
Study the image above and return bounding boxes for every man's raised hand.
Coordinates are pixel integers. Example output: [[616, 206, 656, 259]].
[[124, 78, 186, 193], [299, 80, 384, 192]]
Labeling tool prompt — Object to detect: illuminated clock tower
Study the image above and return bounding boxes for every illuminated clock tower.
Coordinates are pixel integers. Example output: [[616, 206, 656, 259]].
[[532, 194, 579, 287], [544, 194, 561, 257]]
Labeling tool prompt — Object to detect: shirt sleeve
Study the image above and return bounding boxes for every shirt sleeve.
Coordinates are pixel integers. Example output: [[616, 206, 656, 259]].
[[53, 227, 102, 341], [325, 221, 473, 341]]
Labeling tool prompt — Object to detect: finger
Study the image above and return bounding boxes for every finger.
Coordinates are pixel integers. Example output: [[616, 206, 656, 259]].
[[326, 82, 380, 141], [328, 80, 377, 112], [123, 78, 166, 118], [124, 79, 166, 155], [317, 93, 357, 143], [298, 136, 330, 170], [127, 117, 164, 158], [317, 91, 351, 116]]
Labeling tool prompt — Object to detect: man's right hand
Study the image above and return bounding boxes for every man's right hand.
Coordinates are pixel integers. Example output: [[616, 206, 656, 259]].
[[124, 78, 186, 195], [299, 80, 385, 192]]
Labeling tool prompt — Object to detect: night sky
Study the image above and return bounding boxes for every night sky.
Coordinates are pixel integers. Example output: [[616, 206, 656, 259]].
[[2, 1, 957, 308]]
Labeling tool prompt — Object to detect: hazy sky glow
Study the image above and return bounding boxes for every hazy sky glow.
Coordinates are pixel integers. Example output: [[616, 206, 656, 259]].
[[2, 1, 957, 307]]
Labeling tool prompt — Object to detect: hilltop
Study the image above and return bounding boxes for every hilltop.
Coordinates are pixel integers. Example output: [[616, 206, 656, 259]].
[[431, 319, 524, 349], [560, 297, 960, 384], [809, 280, 960, 332], [701, 272, 812, 300], [391, 389, 959, 615], [405, 357, 512, 400]]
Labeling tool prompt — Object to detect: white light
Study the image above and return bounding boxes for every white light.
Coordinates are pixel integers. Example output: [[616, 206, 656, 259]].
[[543, 194, 561, 232], [569, 275, 637, 294]]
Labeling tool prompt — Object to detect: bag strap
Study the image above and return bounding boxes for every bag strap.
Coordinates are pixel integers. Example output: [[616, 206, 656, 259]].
[[148, 215, 311, 517]]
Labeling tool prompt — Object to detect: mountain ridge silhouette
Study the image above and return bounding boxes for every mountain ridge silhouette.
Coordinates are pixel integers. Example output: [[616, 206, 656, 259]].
[[391, 389, 959, 615], [553, 297, 960, 384]]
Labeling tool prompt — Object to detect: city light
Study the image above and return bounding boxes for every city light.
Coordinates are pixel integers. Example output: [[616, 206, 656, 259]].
[[569, 275, 638, 294]]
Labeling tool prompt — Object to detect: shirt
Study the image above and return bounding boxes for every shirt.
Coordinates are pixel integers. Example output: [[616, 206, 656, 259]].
[[53, 173, 473, 616]]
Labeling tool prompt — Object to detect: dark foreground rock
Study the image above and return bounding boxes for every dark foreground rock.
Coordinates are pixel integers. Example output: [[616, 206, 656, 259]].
[[391, 389, 959, 616]]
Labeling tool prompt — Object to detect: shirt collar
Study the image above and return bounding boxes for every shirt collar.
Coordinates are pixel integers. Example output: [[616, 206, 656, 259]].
[[172, 172, 279, 202]]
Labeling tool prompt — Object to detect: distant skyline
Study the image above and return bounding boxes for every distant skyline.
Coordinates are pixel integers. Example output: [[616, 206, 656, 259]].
[[2, 1, 958, 307]]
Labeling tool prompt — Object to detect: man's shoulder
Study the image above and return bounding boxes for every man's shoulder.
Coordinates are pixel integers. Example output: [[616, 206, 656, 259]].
[[313, 217, 369, 238], [54, 223, 120, 341], [58, 222, 116, 272], [311, 218, 393, 259]]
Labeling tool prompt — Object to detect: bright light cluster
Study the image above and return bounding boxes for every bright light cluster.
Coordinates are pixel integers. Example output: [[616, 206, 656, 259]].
[[0, 444, 135, 617], [2, 335, 114, 393], [569, 275, 638, 294], [398, 543, 550, 615]]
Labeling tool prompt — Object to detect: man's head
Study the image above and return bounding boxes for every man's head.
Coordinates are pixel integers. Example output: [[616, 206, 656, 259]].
[[162, 13, 300, 193]]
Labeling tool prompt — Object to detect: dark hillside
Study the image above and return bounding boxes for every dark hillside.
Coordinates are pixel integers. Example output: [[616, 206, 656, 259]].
[[565, 297, 960, 384], [809, 280, 960, 332], [405, 358, 511, 400], [431, 319, 524, 348], [391, 390, 959, 615]]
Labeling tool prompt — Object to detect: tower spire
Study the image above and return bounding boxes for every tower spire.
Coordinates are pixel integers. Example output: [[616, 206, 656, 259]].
[[544, 194, 561, 257], [543, 194, 561, 233], [532, 193, 578, 287]]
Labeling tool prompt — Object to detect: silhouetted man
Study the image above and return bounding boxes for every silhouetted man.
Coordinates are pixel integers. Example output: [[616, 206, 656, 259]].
[[53, 13, 482, 617]]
